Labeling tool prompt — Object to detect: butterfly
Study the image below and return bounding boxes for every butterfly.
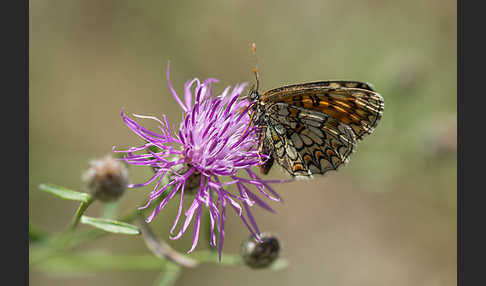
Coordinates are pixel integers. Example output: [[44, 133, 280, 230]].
[[247, 76, 384, 178]]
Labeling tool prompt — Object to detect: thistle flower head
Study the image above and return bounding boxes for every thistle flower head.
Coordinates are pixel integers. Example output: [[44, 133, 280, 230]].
[[114, 63, 284, 259]]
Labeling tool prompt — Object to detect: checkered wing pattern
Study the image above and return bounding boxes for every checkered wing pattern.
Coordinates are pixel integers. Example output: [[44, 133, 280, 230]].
[[263, 103, 357, 177], [258, 81, 384, 177], [262, 81, 384, 141]]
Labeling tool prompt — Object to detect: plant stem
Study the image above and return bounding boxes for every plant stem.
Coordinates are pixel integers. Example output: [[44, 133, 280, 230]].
[[135, 216, 199, 268], [101, 201, 119, 219], [65, 195, 95, 235], [30, 196, 96, 266], [64, 194, 162, 249], [32, 194, 160, 265]]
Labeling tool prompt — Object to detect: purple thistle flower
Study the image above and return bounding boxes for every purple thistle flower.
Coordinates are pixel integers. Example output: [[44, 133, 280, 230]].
[[114, 63, 285, 259]]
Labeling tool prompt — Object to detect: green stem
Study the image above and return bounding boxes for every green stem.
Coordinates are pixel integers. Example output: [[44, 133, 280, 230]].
[[101, 201, 119, 219], [31, 194, 160, 266], [64, 193, 166, 250], [65, 195, 96, 235], [30, 196, 96, 266]]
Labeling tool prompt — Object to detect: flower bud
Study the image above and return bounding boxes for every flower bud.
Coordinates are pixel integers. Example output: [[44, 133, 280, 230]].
[[82, 155, 129, 202], [240, 233, 280, 269]]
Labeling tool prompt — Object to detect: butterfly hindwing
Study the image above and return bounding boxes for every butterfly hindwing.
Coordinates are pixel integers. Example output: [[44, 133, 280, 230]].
[[263, 103, 357, 177]]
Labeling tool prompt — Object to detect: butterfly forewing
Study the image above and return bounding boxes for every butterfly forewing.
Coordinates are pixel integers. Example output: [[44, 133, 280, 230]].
[[260, 80, 376, 94], [261, 81, 384, 140]]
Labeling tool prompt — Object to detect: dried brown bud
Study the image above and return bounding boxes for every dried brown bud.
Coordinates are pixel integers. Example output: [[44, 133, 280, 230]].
[[82, 155, 129, 202]]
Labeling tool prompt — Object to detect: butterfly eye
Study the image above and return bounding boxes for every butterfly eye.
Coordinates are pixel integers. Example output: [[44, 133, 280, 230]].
[[249, 90, 259, 101]]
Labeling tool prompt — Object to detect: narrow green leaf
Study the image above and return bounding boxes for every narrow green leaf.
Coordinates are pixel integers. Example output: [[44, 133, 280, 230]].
[[156, 262, 182, 286], [80, 216, 141, 235], [39, 183, 92, 202]]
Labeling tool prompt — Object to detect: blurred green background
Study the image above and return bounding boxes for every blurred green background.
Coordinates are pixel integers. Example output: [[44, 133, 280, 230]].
[[29, 0, 456, 285]]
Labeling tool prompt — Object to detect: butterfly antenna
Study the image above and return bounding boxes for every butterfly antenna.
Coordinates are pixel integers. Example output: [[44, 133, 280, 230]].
[[251, 42, 260, 92], [238, 42, 260, 140]]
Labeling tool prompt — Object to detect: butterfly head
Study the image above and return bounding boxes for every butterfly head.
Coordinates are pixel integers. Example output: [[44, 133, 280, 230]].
[[248, 85, 261, 102]]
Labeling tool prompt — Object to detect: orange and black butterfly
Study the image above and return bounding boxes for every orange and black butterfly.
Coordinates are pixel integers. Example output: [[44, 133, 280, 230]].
[[246, 45, 384, 178]]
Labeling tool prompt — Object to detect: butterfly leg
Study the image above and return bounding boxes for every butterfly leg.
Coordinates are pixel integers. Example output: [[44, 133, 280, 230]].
[[258, 125, 266, 157], [258, 126, 275, 175]]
